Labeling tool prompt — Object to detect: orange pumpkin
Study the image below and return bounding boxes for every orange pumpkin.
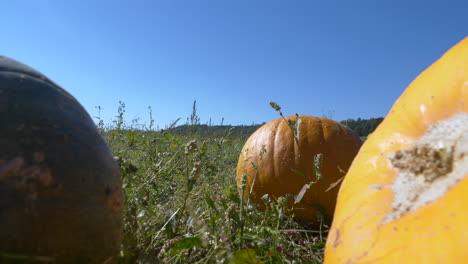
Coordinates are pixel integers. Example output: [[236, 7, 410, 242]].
[[325, 37, 468, 263], [236, 115, 362, 224]]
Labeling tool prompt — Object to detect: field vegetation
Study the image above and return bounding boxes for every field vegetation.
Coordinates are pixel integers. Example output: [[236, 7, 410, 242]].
[[98, 101, 380, 263]]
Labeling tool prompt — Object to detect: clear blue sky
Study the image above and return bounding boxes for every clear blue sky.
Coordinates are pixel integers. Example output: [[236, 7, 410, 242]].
[[1, 0, 467, 129]]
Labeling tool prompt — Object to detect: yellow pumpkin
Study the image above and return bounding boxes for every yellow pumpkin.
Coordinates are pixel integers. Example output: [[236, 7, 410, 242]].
[[325, 37, 468, 263], [236, 115, 362, 224]]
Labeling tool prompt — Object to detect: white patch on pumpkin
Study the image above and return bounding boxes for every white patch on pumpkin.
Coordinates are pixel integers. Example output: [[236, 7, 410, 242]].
[[384, 113, 468, 223], [419, 104, 426, 114]]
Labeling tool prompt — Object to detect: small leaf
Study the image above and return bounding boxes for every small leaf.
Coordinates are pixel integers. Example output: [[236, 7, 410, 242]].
[[295, 182, 312, 204], [229, 249, 263, 264], [168, 237, 203, 256], [164, 132, 175, 141], [207, 214, 224, 226], [291, 169, 305, 179], [127, 130, 135, 146], [221, 199, 229, 210], [205, 191, 218, 212], [310, 242, 326, 249], [226, 187, 240, 204], [163, 225, 176, 239]]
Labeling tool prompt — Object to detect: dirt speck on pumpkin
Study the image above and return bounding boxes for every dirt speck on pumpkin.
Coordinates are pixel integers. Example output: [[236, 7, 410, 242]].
[[0, 157, 24, 180], [369, 184, 383, 190], [333, 228, 342, 249], [384, 113, 468, 223], [106, 182, 124, 218], [33, 152, 46, 162], [0, 156, 56, 201]]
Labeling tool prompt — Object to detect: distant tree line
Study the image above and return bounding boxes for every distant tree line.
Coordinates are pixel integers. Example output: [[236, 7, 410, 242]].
[[167, 117, 383, 139], [340, 117, 384, 137], [168, 124, 263, 139]]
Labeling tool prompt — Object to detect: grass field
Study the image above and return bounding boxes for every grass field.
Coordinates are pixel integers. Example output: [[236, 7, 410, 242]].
[[103, 105, 328, 263]]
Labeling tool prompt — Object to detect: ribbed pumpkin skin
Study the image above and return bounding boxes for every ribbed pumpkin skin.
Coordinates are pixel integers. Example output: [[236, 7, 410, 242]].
[[0, 57, 123, 263], [236, 116, 362, 223], [325, 38, 468, 263]]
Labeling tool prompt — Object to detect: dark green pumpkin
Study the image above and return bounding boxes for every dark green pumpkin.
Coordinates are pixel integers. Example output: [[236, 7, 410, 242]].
[[0, 56, 123, 263]]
